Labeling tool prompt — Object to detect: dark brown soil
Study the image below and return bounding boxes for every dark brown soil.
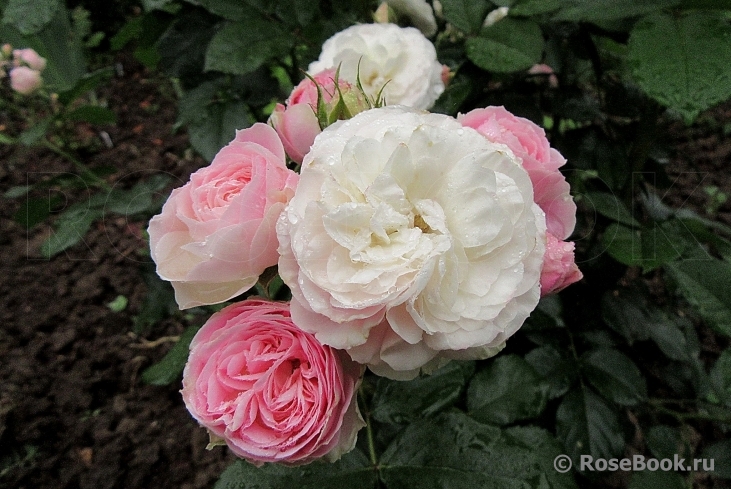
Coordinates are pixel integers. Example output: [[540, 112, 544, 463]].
[[1, 52, 730, 489], [0, 54, 234, 489]]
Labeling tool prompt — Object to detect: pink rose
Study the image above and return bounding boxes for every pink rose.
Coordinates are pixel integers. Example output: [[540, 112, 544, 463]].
[[13, 48, 46, 71], [148, 123, 299, 309], [269, 69, 365, 164], [181, 299, 364, 465], [9, 66, 42, 95], [458, 106, 582, 295], [541, 233, 582, 295]]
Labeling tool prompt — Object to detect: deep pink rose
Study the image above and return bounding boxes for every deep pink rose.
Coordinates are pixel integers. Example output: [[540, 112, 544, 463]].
[[9, 66, 42, 95], [269, 69, 364, 164], [541, 233, 582, 295], [148, 123, 299, 309], [181, 299, 364, 465], [13, 48, 46, 71], [459, 106, 582, 295]]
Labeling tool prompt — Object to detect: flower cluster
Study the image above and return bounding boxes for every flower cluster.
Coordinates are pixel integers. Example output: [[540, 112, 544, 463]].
[[1, 44, 46, 95], [149, 21, 581, 467]]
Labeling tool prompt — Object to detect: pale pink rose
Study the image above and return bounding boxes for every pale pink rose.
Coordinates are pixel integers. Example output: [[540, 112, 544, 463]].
[[459, 106, 576, 240], [9, 66, 42, 95], [148, 123, 299, 309], [458, 106, 582, 295], [541, 233, 582, 295], [182, 299, 364, 465], [13, 48, 46, 71]]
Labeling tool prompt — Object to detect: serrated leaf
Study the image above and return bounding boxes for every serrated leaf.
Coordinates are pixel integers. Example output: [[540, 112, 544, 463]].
[[380, 412, 578, 489], [665, 258, 731, 337], [701, 440, 731, 479], [105, 174, 171, 215], [466, 18, 545, 73], [440, 0, 491, 34], [141, 325, 199, 386], [581, 348, 647, 406], [628, 11, 731, 123], [556, 387, 625, 466], [645, 425, 683, 460], [603, 222, 684, 272], [371, 361, 475, 424], [552, 0, 680, 22], [65, 106, 117, 125], [525, 345, 578, 399], [467, 354, 549, 425], [214, 449, 376, 489], [585, 191, 640, 227], [710, 349, 731, 406], [204, 19, 292, 76], [629, 470, 687, 489], [2, 0, 60, 34], [40, 205, 102, 258], [187, 99, 254, 161]]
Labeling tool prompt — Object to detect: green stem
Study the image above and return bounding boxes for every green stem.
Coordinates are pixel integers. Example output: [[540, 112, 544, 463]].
[[42, 139, 112, 192], [647, 399, 731, 424], [358, 389, 378, 467]]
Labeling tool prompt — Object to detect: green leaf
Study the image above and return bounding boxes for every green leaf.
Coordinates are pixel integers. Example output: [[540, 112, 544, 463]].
[[204, 19, 292, 76], [57, 68, 114, 105], [709, 349, 731, 406], [40, 204, 102, 258], [214, 449, 377, 489], [197, 0, 247, 20], [431, 75, 473, 116], [4, 185, 30, 198], [645, 425, 683, 460], [556, 387, 625, 466], [65, 106, 117, 125], [701, 440, 731, 479], [466, 18, 545, 73], [665, 258, 731, 337], [187, 99, 254, 161], [14, 195, 61, 228], [0, 132, 15, 144], [371, 361, 475, 424], [628, 11, 731, 123], [629, 471, 687, 489], [133, 270, 177, 334], [105, 174, 171, 216], [552, 0, 680, 22], [585, 191, 640, 227], [525, 345, 578, 399], [467, 354, 549, 425], [440, 0, 491, 34], [18, 117, 53, 146], [581, 348, 647, 406], [379, 412, 578, 489], [2, 0, 60, 34], [106, 295, 128, 312], [141, 325, 199, 386], [510, 0, 563, 16], [603, 222, 684, 272]]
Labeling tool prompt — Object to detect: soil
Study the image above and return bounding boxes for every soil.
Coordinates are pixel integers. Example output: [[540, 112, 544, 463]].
[[1, 52, 730, 489]]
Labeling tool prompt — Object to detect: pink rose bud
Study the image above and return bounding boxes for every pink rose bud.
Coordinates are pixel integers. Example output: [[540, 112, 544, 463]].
[[181, 299, 364, 465], [1, 44, 11, 58], [13, 48, 46, 71], [9, 66, 42, 95], [270, 69, 367, 163], [541, 233, 582, 295], [147, 123, 299, 309], [269, 102, 322, 164], [441, 64, 451, 87]]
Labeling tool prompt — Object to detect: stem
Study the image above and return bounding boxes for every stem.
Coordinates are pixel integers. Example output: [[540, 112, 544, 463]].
[[358, 388, 378, 467], [42, 139, 112, 192], [647, 399, 731, 424]]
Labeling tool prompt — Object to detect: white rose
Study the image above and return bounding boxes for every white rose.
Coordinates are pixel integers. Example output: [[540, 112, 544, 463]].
[[308, 23, 445, 110], [277, 106, 546, 379], [383, 0, 438, 37]]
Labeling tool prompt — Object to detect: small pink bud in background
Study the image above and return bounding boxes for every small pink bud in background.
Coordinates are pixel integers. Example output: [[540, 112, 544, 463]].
[[10, 66, 42, 95], [13, 48, 46, 71], [269, 103, 322, 164], [441, 64, 452, 87], [528, 64, 558, 88], [1, 44, 12, 58]]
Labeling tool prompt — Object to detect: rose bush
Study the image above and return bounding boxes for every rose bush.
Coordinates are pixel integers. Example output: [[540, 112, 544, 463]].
[[148, 123, 299, 309], [181, 299, 364, 465], [459, 106, 582, 295], [308, 23, 444, 110], [277, 106, 546, 379]]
